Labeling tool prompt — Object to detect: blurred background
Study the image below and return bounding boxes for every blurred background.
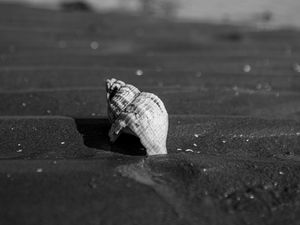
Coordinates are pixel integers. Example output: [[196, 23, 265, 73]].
[[0, 0, 300, 119], [2, 0, 300, 28], [1, 1, 300, 224]]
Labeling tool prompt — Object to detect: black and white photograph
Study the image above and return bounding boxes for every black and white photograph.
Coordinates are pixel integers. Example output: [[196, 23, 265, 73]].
[[0, 0, 300, 224]]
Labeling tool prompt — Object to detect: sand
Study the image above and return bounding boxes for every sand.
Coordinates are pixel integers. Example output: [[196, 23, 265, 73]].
[[0, 2, 300, 225]]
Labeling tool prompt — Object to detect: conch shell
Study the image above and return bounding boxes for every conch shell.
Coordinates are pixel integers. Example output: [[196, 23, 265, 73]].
[[106, 78, 168, 155]]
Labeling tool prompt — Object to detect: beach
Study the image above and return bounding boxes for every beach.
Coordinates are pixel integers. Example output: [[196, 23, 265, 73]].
[[0, 2, 300, 224]]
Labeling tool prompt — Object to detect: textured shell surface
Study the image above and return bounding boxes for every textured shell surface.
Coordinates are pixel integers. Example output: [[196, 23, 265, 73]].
[[106, 78, 168, 156]]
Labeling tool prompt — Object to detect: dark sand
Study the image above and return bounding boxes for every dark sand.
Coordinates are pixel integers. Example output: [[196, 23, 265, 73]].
[[0, 3, 300, 225]]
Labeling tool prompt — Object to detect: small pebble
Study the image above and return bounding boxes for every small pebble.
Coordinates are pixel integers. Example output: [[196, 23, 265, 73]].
[[17, 143, 21, 147], [21, 102, 27, 107], [263, 183, 273, 190], [243, 64, 251, 73], [246, 139, 249, 142], [256, 83, 262, 90], [193, 143, 197, 147], [256, 82, 272, 91], [16, 149, 23, 153], [61, 141, 65, 145], [177, 148, 182, 151], [136, 69, 143, 76], [293, 63, 300, 72], [222, 140, 227, 143], [36, 168, 43, 173], [194, 134, 199, 138], [232, 85, 238, 91], [90, 41, 99, 50], [279, 171, 284, 175], [185, 149, 194, 152]]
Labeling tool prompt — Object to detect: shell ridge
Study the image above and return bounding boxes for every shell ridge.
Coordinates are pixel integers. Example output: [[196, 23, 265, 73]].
[[106, 78, 168, 156]]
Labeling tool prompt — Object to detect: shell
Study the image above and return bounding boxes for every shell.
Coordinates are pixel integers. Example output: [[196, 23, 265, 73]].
[[106, 78, 168, 155]]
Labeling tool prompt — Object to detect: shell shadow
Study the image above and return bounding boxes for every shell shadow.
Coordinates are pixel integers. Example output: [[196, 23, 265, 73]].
[[74, 118, 146, 156]]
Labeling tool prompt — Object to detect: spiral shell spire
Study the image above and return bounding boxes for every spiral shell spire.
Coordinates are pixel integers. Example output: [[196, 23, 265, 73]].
[[106, 78, 168, 155]]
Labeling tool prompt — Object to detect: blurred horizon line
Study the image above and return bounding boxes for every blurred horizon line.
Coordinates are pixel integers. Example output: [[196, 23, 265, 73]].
[[2, 0, 300, 29]]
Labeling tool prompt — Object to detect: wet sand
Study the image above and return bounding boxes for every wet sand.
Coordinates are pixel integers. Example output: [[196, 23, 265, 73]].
[[0, 3, 300, 225]]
